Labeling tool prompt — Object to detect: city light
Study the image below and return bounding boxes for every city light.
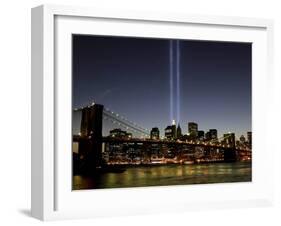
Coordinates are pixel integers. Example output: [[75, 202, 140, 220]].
[[73, 104, 251, 167]]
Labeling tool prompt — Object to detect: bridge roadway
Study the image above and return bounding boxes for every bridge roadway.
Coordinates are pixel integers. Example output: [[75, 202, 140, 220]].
[[73, 135, 251, 154]]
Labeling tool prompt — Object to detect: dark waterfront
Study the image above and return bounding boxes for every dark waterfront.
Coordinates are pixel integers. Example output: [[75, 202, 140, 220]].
[[73, 161, 251, 190]]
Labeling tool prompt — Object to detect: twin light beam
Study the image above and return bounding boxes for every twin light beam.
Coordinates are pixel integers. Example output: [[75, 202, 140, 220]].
[[169, 40, 181, 125]]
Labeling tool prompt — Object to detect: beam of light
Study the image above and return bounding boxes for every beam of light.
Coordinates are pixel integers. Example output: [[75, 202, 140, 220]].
[[169, 40, 174, 123], [176, 40, 180, 124]]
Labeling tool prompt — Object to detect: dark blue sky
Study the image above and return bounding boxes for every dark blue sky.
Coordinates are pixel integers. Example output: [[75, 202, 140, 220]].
[[72, 35, 251, 138]]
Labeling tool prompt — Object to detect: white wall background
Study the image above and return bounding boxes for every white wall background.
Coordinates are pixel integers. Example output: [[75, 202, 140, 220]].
[[0, 0, 280, 225]]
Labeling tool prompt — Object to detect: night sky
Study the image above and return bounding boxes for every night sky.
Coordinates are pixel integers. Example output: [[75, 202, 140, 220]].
[[72, 35, 251, 138]]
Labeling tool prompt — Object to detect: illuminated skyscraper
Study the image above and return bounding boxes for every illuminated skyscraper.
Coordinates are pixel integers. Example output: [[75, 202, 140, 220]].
[[165, 124, 176, 140], [150, 127, 160, 140], [240, 135, 246, 143], [188, 122, 198, 139], [205, 131, 210, 141], [209, 129, 218, 140], [247, 131, 252, 147], [177, 124, 182, 139], [198, 130, 205, 141], [109, 128, 132, 139]]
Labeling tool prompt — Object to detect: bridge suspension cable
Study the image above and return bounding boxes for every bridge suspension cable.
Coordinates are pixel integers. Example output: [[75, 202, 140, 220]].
[[103, 108, 149, 136], [73, 103, 150, 136]]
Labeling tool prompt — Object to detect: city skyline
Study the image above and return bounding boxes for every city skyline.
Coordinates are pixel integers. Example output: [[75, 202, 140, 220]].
[[103, 122, 250, 141], [72, 35, 252, 138]]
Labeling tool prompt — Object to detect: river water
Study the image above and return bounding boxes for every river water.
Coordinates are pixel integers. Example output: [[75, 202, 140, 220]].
[[73, 161, 251, 190]]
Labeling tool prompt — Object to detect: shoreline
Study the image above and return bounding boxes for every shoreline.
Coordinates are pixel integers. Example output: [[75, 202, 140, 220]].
[[104, 160, 252, 168]]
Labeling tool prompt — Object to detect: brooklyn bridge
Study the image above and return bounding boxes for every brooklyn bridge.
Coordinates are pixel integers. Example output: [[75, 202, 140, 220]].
[[73, 103, 251, 173]]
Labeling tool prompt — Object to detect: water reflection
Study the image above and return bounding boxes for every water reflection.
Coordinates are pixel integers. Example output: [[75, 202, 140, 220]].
[[73, 162, 251, 190]]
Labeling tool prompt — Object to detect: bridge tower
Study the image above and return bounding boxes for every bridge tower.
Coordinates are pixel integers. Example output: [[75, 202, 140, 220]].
[[80, 104, 104, 170], [223, 133, 237, 162]]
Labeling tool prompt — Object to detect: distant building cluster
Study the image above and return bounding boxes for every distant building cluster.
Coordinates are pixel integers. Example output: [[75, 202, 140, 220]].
[[105, 120, 252, 152], [100, 120, 252, 165], [109, 128, 132, 139], [154, 121, 252, 149], [73, 104, 251, 170]]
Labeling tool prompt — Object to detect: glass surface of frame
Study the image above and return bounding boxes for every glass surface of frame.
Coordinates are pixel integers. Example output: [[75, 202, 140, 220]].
[[31, 4, 274, 220]]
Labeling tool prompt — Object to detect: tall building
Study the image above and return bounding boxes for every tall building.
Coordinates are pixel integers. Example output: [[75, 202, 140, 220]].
[[205, 131, 210, 141], [247, 132, 252, 147], [240, 135, 246, 143], [150, 127, 160, 140], [109, 128, 132, 139], [209, 129, 218, 140], [165, 125, 176, 140], [177, 124, 182, 139], [188, 122, 198, 139], [204, 129, 217, 141], [198, 130, 205, 141]]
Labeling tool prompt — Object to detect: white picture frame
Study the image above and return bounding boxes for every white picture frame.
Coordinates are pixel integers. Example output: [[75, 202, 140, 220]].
[[31, 4, 274, 221]]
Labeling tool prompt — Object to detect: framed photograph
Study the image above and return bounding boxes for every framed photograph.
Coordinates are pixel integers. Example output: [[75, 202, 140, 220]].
[[31, 4, 274, 220]]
